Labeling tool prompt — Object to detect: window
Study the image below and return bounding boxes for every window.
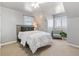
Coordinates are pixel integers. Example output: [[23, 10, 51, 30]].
[[55, 16, 62, 28], [47, 17, 53, 32], [48, 19, 53, 28], [54, 15, 67, 29], [62, 16, 67, 28], [24, 16, 33, 25]]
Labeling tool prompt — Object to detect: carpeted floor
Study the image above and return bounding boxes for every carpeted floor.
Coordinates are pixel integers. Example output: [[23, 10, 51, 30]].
[[0, 40, 79, 56]]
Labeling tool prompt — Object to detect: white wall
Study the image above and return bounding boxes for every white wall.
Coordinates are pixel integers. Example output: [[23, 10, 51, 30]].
[[0, 15, 1, 43], [0, 7, 2, 44], [1, 7, 24, 43], [67, 17, 79, 46]]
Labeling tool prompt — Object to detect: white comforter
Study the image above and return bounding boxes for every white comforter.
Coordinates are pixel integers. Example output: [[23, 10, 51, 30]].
[[18, 31, 53, 53]]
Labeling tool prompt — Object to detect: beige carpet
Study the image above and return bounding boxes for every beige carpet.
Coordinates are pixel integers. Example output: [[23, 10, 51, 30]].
[[0, 40, 79, 56]]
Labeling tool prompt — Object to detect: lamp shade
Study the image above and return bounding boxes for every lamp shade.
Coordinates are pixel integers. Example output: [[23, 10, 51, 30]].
[[33, 22, 37, 28]]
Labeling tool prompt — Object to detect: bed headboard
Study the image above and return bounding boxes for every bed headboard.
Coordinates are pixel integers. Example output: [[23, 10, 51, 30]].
[[16, 25, 34, 42]]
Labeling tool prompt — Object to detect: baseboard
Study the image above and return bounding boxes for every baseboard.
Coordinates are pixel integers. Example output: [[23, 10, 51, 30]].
[[1, 41, 16, 47], [67, 42, 79, 48]]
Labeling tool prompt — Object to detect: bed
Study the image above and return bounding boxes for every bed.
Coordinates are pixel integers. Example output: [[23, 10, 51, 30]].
[[18, 31, 53, 53]]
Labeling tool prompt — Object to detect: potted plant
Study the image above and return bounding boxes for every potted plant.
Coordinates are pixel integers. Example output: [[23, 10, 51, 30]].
[[60, 31, 67, 40]]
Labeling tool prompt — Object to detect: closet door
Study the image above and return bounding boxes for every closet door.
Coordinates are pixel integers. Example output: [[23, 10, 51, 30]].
[[0, 16, 1, 44], [0, 6, 1, 44]]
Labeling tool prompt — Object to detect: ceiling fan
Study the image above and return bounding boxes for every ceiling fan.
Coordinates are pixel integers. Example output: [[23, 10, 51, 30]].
[[24, 2, 45, 11]]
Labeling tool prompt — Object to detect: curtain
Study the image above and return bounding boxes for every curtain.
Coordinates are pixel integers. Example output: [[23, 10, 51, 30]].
[[54, 15, 67, 30]]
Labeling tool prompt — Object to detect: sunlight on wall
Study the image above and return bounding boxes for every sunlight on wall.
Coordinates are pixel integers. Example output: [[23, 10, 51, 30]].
[[33, 15, 47, 31], [33, 15, 43, 26]]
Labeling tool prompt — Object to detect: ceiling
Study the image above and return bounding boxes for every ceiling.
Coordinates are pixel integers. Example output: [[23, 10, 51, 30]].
[[1, 2, 79, 17], [63, 2, 79, 17], [0, 2, 65, 16]]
